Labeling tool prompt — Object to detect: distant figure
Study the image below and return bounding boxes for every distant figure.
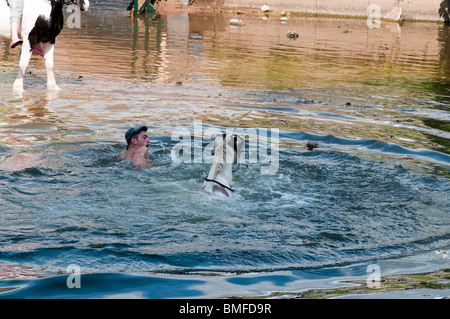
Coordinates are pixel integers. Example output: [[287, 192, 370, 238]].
[[120, 126, 151, 168]]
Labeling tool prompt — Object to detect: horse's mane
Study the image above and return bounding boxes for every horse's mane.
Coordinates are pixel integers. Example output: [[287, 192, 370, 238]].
[[212, 137, 227, 177]]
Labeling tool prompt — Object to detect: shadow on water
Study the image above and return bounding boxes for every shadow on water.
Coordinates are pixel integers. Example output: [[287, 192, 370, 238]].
[[0, 273, 206, 298]]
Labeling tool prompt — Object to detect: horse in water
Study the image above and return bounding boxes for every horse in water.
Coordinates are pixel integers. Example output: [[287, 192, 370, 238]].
[[203, 133, 244, 198], [0, 0, 89, 93]]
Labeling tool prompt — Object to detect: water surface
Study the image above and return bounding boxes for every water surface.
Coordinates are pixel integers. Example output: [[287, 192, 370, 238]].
[[0, 5, 449, 298]]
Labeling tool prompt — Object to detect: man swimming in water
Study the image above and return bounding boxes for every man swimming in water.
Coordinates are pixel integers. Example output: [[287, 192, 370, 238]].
[[120, 126, 151, 168]]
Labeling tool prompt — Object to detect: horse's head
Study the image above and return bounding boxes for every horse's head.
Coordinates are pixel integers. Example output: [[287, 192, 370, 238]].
[[213, 133, 244, 164], [204, 133, 244, 197], [72, 0, 89, 11]]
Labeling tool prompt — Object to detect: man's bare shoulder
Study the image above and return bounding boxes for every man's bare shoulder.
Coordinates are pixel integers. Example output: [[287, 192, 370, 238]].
[[134, 147, 151, 168], [119, 150, 130, 161]]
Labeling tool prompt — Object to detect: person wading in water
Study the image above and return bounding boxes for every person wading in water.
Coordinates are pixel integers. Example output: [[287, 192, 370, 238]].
[[120, 126, 151, 168]]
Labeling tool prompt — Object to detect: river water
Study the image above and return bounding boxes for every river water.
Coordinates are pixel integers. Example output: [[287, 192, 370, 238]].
[[0, 3, 449, 298]]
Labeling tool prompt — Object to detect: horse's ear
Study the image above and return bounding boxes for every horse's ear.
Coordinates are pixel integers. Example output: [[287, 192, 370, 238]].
[[236, 135, 244, 153], [212, 135, 220, 148], [213, 133, 226, 148]]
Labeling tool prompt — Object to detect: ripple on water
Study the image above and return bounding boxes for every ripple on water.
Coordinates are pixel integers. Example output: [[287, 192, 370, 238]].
[[0, 138, 448, 274]]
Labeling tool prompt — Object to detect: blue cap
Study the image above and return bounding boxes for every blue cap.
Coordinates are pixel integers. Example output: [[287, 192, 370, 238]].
[[125, 126, 148, 145]]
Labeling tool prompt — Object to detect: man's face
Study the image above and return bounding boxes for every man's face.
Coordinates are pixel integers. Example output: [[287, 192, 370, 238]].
[[134, 131, 150, 148]]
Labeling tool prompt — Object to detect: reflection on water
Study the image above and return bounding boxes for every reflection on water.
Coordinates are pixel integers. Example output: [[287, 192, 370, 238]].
[[1, 10, 449, 154], [0, 8, 450, 284]]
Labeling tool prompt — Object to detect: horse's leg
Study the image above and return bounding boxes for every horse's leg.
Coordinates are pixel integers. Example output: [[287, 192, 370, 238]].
[[13, 40, 33, 93], [42, 43, 60, 91]]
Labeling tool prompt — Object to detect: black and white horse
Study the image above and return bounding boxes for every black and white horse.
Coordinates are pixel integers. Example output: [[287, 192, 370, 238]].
[[0, 0, 89, 93], [203, 133, 244, 197]]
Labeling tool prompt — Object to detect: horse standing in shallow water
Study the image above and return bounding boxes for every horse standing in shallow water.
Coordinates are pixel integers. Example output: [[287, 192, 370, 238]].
[[0, 0, 89, 93]]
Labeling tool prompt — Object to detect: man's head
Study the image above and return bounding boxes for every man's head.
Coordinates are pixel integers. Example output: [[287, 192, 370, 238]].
[[125, 126, 149, 149]]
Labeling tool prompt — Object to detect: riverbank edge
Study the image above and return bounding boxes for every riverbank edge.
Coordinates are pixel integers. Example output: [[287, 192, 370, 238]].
[[153, 0, 449, 23], [0, 267, 448, 299], [223, 268, 450, 299]]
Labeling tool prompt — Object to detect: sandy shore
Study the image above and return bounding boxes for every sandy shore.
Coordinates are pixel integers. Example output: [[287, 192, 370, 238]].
[[226, 268, 450, 299]]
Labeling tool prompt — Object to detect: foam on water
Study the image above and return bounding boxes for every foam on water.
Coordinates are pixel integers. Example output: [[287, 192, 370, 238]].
[[1, 137, 449, 277]]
